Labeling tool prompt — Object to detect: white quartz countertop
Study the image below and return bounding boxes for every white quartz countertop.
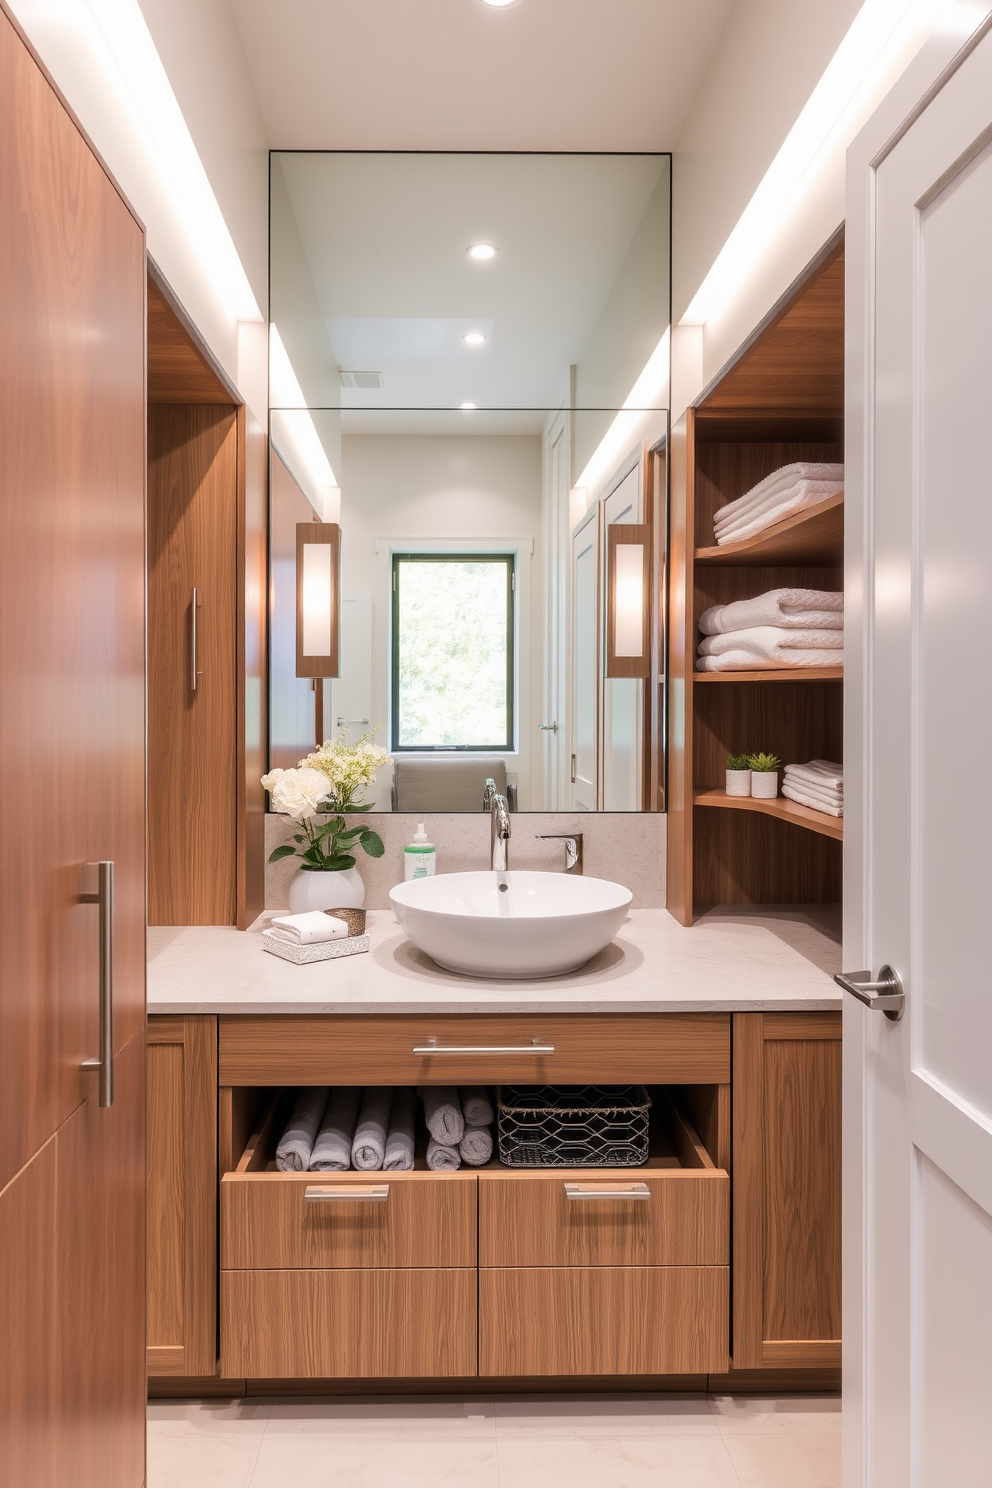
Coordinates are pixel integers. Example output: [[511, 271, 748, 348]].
[[146, 907, 843, 1016]]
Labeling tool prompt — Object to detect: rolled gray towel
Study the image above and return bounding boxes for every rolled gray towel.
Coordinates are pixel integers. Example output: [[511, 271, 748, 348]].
[[459, 1126, 493, 1166], [421, 1086, 464, 1145], [427, 1136, 461, 1171], [310, 1087, 361, 1171], [384, 1087, 416, 1172], [460, 1087, 494, 1127], [352, 1087, 393, 1171], [276, 1086, 329, 1172]]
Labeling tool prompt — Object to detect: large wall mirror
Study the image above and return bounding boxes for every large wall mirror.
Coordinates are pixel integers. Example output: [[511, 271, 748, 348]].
[[268, 151, 671, 812]]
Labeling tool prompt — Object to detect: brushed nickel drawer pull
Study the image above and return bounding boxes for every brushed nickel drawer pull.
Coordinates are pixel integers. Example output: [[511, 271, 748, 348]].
[[304, 1184, 389, 1202], [414, 1037, 554, 1055], [79, 860, 114, 1108], [565, 1182, 651, 1200]]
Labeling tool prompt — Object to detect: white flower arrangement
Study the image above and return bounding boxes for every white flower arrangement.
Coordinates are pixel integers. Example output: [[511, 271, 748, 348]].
[[297, 725, 391, 814], [261, 727, 390, 873], [259, 766, 330, 824]]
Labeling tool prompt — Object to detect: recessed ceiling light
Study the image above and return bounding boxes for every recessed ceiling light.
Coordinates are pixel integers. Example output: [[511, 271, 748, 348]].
[[460, 402, 477, 410], [467, 243, 497, 261], [462, 332, 487, 346], [481, 0, 519, 7]]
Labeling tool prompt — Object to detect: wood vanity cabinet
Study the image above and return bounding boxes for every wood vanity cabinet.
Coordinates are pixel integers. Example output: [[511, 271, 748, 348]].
[[146, 1017, 218, 1377]]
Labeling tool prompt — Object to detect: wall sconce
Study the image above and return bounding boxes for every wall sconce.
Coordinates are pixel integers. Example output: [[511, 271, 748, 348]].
[[296, 521, 340, 679], [606, 523, 651, 678]]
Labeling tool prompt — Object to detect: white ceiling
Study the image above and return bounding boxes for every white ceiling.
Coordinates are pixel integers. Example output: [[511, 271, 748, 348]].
[[230, 0, 734, 152], [274, 151, 669, 421]]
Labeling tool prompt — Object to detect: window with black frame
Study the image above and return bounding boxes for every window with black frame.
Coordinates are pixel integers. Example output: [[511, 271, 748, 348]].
[[391, 553, 515, 752]]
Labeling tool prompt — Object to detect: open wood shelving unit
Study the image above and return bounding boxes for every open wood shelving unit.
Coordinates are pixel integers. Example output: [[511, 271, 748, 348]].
[[667, 238, 845, 924]]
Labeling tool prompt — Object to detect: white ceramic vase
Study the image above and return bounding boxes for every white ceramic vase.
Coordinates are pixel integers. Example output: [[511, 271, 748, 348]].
[[725, 769, 752, 798], [287, 865, 365, 913], [750, 770, 779, 799]]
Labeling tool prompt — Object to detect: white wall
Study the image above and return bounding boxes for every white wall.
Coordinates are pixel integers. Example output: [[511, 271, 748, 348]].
[[340, 434, 543, 808]]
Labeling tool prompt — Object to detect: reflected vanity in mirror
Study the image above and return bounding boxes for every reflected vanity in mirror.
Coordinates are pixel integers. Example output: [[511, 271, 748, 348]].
[[268, 151, 671, 812]]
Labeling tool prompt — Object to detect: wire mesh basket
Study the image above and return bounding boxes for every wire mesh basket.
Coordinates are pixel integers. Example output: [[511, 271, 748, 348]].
[[496, 1085, 651, 1168]]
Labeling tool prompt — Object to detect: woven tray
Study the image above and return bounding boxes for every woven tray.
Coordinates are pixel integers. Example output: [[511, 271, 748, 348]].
[[496, 1084, 651, 1168], [262, 930, 370, 965]]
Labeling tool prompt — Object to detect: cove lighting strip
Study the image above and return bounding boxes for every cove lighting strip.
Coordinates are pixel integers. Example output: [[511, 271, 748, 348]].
[[84, 0, 261, 322], [573, 328, 670, 498], [681, 0, 958, 326], [270, 326, 340, 513]]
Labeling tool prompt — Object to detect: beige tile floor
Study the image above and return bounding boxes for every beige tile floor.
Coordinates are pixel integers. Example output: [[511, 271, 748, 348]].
[[148, 1392, 841, 1488]]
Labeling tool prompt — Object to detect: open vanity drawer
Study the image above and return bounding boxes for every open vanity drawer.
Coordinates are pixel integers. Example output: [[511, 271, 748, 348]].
[[220, 1094, 477, 1378], [479, 1092, 730, 1376]]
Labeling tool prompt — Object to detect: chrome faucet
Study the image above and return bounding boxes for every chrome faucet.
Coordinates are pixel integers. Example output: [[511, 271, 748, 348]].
[[484, 777, 511, 872]]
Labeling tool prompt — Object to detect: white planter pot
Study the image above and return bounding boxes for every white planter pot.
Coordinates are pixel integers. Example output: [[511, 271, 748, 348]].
[[725, 769, 751, 797], [750, 771, 779, 799], [287, 865, 366, 913]]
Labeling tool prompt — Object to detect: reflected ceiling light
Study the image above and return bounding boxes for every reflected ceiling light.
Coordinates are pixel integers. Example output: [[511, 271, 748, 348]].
[[462, 332, 487, 346], [468, 243, 498, 261], [460, 402, 477, 410], [682, 0, 957, 325]]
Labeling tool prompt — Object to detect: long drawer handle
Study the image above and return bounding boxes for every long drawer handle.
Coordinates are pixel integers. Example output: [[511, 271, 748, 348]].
[[565, 1182, 651, 1200], [414, 1037, 554, 1055], [304, 1184, 389, 1202]]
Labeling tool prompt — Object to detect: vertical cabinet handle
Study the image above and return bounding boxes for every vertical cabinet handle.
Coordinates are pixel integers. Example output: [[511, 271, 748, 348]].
[[190, 587, 201, 692], [80, 861, 114, 1107]]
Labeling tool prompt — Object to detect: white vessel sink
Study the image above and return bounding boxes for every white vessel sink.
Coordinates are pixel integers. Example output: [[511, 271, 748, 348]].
[[389, 870, 632, 979]]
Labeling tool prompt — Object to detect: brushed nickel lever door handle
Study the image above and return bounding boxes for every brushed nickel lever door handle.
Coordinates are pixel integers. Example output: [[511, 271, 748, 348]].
[[835, 965, 904, 1021]]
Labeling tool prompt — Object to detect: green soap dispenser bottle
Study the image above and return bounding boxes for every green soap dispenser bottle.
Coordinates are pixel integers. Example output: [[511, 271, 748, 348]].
[[403, 823, 436, 881]]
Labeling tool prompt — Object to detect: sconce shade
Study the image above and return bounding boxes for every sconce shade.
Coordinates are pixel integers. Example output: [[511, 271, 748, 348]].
[[296, 521, 340, 677], [606, 523, 651, 678]]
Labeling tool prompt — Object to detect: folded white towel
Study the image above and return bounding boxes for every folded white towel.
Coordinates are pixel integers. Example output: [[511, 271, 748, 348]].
[[713, 463, 844, 532], [784, 759, 844, 791], [420, 1087, 464, 1145], [310, 1087, 361, 1171], [715, 474, 843, 532], [276, 1086, 330, 1172], [383, 1087, 416, 1172], [426, 1137, 461, 1171], [459, 1127, 494, 1166], [460, 1087, 494, 1128], [716, 481, 844, 546], [699, 626, 843, 659], [699, 589, 843, 636], [782, 784, 844, 817], [697, 649, 843, 672], [269, 911, 349, 945], [785, 779, 838, 803], [351, 1087, 393, 1171]]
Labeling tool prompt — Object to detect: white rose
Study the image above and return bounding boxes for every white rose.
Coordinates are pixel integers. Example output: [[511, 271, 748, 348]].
[[260, 768, 285, 793], [268, 767, 330, 823]]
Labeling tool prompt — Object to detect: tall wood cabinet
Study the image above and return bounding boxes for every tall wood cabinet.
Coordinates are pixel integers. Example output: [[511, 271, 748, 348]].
[[0, 7, 146, 1483]]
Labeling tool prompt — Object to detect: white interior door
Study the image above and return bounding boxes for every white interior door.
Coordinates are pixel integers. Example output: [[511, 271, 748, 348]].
[[330, 586, 372, 739], [570, 509, 599, 811], [602, 457, 644, 812], [542, 410, 570, 808], [845, 20, 992, 1485]]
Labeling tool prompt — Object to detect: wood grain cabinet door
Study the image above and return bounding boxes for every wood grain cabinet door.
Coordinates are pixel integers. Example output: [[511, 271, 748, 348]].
[[147, 1017, 218, 1377], [732, 1012, 842, 1369]]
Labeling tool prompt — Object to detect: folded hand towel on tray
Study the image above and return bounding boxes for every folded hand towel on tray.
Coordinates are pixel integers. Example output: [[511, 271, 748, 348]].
[[276, 1086, 330, 1172], [699, 626, 843, 658], [310, 1087, 361, 1171], [716, 480, 844, 546], [426, 1137, 461, 1171], [460, 1087, 494, 1128], [383, 1087, 416, 1172], [697, 648, 843, 672], [699, 588, 843, 636], [268, 911, 349, 945], [714, 463, 843, 530], [782, 784, 843, 817], [351, 1087, 393, 1171], [420, 1086, 464, 1145], [459, 1127, 494, 1166]]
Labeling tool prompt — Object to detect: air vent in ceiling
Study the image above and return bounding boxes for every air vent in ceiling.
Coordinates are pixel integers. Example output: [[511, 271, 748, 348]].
[[340, 370, 382, 389]]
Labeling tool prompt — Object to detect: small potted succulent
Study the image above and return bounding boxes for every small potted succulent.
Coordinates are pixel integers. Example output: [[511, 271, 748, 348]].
[[726, 752, 751, 797], [748, 751, 781, 799]]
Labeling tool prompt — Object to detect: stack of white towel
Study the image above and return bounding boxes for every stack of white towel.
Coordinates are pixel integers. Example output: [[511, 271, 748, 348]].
[[696, 588, 843, 672], [782, 760, 843, 817], [713, 463, 844, 546]]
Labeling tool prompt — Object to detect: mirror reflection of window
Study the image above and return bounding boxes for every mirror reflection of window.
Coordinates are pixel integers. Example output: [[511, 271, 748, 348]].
[[391, 554, 514, 752]]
